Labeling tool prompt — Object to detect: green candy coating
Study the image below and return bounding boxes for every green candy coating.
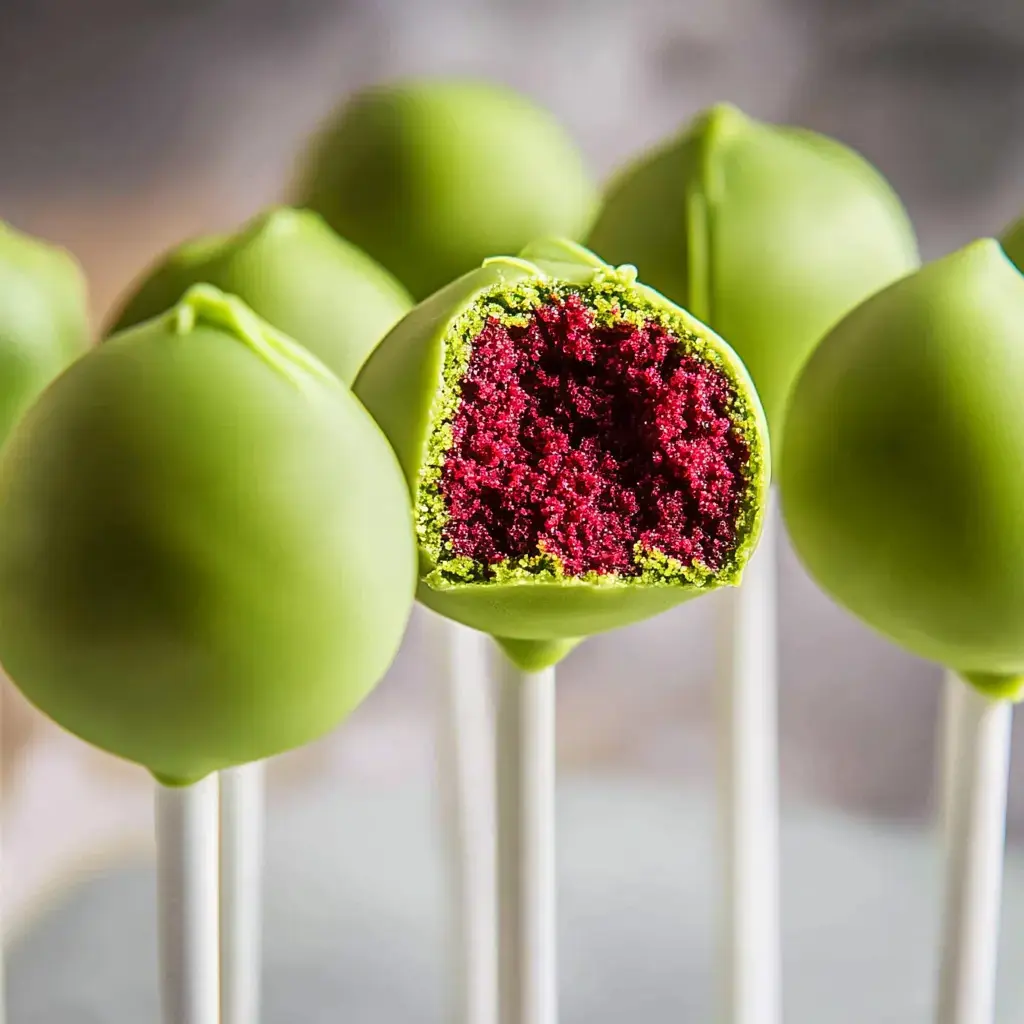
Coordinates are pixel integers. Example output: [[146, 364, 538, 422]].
[[0, 286, 417, 783], [494, 636, 581, 672], [1002, 215, 1024, 274], [296, 79, 598, 302], [586, 103, 919, 438], [780, 240, 1024, 699], [109, 207, 412, 384], [354, 239, 769, 658], [0, 221, 91, 444]]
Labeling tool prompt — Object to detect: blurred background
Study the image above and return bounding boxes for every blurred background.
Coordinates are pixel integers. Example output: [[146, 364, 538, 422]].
[[2, 1, 1024, 1021]]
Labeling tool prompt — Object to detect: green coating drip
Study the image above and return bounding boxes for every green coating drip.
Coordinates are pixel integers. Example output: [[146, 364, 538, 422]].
[[417, 272, 765, 592], [683, 106, 732, 326], [684, 169, 711, 325], [171, 284, 341, 390]]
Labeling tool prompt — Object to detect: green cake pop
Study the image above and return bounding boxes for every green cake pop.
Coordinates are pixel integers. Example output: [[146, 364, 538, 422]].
[[1001, 215, 1024, 273], [354, 239, 769, 670], [0, 221, 91, 443], [0, 286, 416, 784], [109, 207, 412, 384], [586, 103, 919, 438], [780, 240, 1024, 699], [295, 79, 598, 302]]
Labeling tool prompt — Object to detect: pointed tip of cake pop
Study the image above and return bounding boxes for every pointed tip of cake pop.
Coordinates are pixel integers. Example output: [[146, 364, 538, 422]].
[[151, 769, 210, 788], [495, 636, 581, 672], [958, 671, 1024, 703]]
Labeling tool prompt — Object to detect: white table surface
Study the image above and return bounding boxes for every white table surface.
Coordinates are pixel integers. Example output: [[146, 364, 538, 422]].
[[8, 775, 1024, 1023]]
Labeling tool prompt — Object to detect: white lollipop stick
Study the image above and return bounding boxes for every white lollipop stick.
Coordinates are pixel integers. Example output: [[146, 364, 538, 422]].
[[937, 680, 1012, 1024], [938, 669, 967, 841], [219, 762, 265, 1024], [432, 614, 498, 1024], [156, 776, 220, 1024], [716, 495, 781, 1024], [495, 650, 556, 1024]]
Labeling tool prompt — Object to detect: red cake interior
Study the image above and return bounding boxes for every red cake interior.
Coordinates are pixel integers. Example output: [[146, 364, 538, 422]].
[[440, 294, 748, 578]]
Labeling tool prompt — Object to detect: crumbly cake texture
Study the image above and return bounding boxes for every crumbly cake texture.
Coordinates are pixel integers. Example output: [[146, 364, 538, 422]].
[[417, 269, 764, 592]]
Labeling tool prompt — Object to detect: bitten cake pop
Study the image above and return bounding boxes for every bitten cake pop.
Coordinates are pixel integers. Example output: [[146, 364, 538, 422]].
[[0, 285, 416, 785], [354, 238, 769, 662], [295, 79, 598, 301], [586, 103, 919, 437], [1002, 215, 1023, 273], [0, 221, 91, 442], [108, 206, 412, 385], [781, 240, 1024, 697], [296, 84, 595, 1020]]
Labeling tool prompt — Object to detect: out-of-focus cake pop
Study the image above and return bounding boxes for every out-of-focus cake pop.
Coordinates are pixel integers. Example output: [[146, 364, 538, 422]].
[[0, 285, 416, 785], [0, 221, 91, 443], [586, 103, 919, 439], [354, 238, 770, 668], [295, 79, 598, 302], [108, 206, 412, 385]]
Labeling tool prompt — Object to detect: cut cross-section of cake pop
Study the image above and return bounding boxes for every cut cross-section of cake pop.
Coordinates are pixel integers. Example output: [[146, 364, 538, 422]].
[[355, 239, 770, 643]]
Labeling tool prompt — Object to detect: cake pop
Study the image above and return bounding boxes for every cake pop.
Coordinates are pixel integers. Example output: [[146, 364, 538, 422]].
[[108, 205, 414, 1024], [0, 221, 91, 443], [1001, 215, 1023, 273], [586, 103, 919, 438], [781, 239, 1024, 699], [587, 104, 919, 1024], [0, 285, 416, 785], [354, 238, 769, 666], [295, 79, 598, 302], [781, 238, 1024, 1024], [108, 206, 412, 385]]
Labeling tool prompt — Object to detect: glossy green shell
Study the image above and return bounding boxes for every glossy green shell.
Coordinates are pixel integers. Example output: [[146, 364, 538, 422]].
[[780, 241, 1024, 700], [0, 221, 91, 444], [0, 286, 417, 783], [109, 207, 412, 385], [296, 79, 598, 302], [586, 104, 919, 439], [354, 239, 770, 652]]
